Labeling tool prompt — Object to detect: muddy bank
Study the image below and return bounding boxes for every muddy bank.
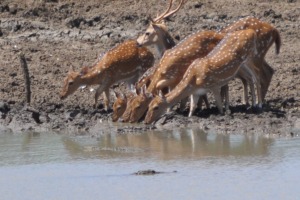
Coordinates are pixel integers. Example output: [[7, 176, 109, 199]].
[[0, 0, 299, 136]]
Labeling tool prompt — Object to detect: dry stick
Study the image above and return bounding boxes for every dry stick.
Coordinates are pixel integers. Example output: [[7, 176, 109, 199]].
[[19, 53, 43, 123], [19, 53, 31, 105]]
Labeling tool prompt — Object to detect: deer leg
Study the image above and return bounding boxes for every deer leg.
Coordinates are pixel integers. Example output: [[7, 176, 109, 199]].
[[239, 64, 259, 107], [243, 60, 262, 109], [198, 94, 210, 110], [248, 80, 256, 107], [240, 78, 249, 106], [189, 94, 200, 117], [211, 87, 224, 114], [179, 96, 189, 112], [245, 75, 260, 109], [95, 85, 110, 110], [103, 88, 110, 111], [94, 86, 104, 109], [203, 95, 210, 109], [260, 59, 274, 101], [256, 80, 262, 109], [221, 85, 229, 111], [237, 71, 249, 106], [197, 96, 203, 110]]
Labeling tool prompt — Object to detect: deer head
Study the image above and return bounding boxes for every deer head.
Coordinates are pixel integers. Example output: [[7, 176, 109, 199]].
[[137, 23, 169, 46], [112, 91, 128, 122], [136, 0, 187, 55], [144, 93, 168, 124], [60, 66, 89, 100], [121, 86, 153, 123]]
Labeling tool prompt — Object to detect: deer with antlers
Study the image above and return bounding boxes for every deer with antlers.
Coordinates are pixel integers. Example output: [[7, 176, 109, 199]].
[[113, 0, 188, 122], [144, 29, 260, 124], [60, 40, 154, 111], [117, 0, 281, 122], [120, 30, 224, 123], [137, 0, 280, 102], [136, 0, 187, 57]]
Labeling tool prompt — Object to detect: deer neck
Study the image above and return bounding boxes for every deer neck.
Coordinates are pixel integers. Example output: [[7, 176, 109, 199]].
[[80, 67, 105, 86], [165, 75, 196, 108], [156, 30, 176, 57]]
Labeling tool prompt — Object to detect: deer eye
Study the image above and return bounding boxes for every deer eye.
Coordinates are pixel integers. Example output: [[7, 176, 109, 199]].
[[68, 81, 74, 86], [153, 106, 159, 110], [145, 32, 150, 36], [136, 105, 141, 109]]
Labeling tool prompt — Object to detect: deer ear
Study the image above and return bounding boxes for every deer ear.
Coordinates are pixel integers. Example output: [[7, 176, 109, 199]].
[[80, 66, 89, 76], [151, 23, 160, 31]]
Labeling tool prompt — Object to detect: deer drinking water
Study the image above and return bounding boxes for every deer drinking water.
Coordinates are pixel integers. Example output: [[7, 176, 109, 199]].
[[115, 0, 281, 122], [60, 40, 154, 111], [126, 16, 281, 122], [136, 0, 280, 103], [121, 30, 225, 123], [113, 0, 189, 122], [144, 29, 259, 124], [112, 91, 136, 122], [111, 0, 184, 121]]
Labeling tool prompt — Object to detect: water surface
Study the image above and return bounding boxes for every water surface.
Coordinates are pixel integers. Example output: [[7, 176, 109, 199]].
[[0, 129, 299, 200]]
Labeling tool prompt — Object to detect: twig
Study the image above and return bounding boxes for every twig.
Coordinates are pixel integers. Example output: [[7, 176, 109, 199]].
[[19, 53, 31, 105]]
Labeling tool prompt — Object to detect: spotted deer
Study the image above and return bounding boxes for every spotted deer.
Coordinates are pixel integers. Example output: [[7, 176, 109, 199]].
[[122, 30, 224, 123], [113, 0, 184, 122], [135, 17, 281, 121], [220, 16, 281, 101], [112, 1, 185, 121], [60, 40, 154, 110], [137, 0, 280, 105], [144, 29, 260, 124]]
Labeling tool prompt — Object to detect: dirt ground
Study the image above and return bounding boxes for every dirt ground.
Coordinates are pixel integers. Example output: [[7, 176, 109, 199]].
[[0, 0, 299, 136]]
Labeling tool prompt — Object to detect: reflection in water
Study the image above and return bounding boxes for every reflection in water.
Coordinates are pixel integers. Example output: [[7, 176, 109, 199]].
[[62, 128, 274, 161], [1, 130, 299, 200], [0, 129, 275, 166]]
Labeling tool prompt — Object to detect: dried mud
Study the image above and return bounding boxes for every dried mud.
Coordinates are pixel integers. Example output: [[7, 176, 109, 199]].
[[0, 0, 299, 136]]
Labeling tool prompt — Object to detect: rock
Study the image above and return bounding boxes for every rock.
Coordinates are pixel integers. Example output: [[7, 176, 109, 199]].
[[0, 102, 10, 114], [65, 109, 80, 120]]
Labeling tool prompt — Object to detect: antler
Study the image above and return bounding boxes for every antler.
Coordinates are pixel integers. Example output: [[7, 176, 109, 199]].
[[153, 0, 187, 23], [152, 0, 174, 22]]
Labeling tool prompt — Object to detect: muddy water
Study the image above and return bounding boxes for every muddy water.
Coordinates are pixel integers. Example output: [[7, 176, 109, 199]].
[[0, 129, 299, 200]]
